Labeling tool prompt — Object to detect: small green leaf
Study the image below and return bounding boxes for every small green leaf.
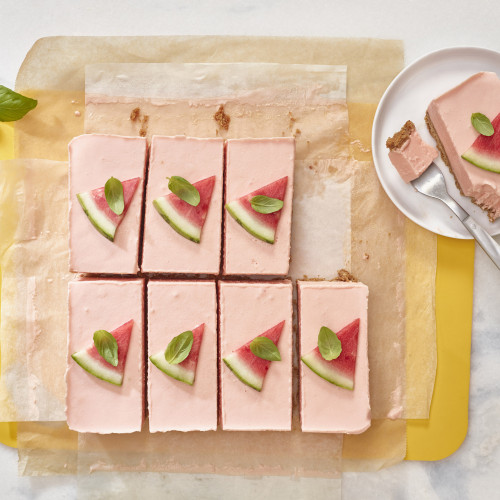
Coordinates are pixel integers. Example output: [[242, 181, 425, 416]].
[[168, 176, 200, 207], [165, 330, 194, 364], [471, 113, 494, 137], [104, 177, 124, 215], [93, 330, 118, 367], [318, 326, 342, 361], [250, 195, 284, 214], [0, 86, 37, 122], [250, 336, 281, 361]]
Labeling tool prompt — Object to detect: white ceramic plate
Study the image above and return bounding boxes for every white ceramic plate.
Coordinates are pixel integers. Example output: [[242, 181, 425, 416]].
[[372, 47, 500, 239]]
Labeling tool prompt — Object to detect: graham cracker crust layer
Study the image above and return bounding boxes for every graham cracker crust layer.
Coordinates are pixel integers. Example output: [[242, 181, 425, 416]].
[[386, 120, 415, 150], [425, 111, 497, 222]]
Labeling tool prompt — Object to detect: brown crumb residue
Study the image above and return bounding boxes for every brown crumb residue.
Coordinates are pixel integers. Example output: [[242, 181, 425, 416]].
[[130, 107, 141, 121], [334, 269, 358, 282], [288, 111, 296, 130], [214, 105, 230, 131], [386, 120, 415, 151], [139, 115, 149, 137]]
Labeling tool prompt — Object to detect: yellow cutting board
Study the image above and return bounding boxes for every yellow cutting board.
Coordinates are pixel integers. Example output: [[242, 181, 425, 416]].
[[0, 122, 474, 459], [0, 123, 17, 448], [406, 236, 474, 460]]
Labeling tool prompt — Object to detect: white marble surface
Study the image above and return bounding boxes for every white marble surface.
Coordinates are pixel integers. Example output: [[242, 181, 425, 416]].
[[1, 1, 499, 498]]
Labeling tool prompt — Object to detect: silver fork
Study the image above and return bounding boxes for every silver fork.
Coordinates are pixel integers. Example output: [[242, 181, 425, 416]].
[[412, 163, 500, 270]]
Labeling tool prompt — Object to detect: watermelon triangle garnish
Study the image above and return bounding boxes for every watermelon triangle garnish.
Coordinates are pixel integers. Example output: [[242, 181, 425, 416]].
[[223, 320, 284, 392], [153, 176, 216, 243], [225, 176, 288, 244], [71, 319, 134, 386], [76, 177, 140, 242], [149, 324, 205, 386], [301, 319, 360, 390], [462, 112, 500, 173]]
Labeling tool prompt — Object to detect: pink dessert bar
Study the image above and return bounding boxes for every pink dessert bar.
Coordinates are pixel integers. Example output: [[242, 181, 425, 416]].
[[147, 280, 217, 432], [298, 280, 370, 434], [224, 138, 294, 276], [69, 134, 147, 274], [66, 278, 145, 433], [219, 280, 293, 431], [142, 136, 224, 274]]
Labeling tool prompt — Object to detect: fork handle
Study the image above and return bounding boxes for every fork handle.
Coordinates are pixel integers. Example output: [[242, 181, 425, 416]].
[[461, 216, 500, 270]]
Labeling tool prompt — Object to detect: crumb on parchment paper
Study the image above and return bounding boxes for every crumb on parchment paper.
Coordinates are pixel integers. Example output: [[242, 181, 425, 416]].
[[214, 105, 230, 131], [334, 269, 358, 282], [130, 107, 140, 121]]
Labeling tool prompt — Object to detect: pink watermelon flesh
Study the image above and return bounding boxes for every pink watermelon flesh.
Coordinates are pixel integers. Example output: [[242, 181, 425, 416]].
[[77, 177, 140, 242], [153, 176, 216, 243], [301, 319, 360, 390], [225, 176, 288, 244], [71, 319, 134, 386], [223, 320, 285, 392], [149, 324, 205, 385], [462, 112, 500, 173]]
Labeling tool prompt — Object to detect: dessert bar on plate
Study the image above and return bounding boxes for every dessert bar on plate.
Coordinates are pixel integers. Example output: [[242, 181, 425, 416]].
[[69, 134, 147, 274], [66, 278, 145, 433], [426, 71, 500, 221], [147, 280, 217, 432], [219, 280, 293, 431], [297, 280, 370, 434]]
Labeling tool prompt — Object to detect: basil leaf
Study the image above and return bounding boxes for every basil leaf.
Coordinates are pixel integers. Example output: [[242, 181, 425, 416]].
[[93, 330, 118, 367], [165, 330, 193, 364], [168, 176, 200, 207], [250, 336, 281, 361], [471, 113, 494, 137], [250, 195, 284, 214], [0, 86, 37, 122], [318, 326, 342, 361], [104, 177, 124, 215]]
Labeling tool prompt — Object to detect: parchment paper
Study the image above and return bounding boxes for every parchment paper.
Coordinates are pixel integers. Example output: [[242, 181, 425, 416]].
[[0, 159, 71, 422], [82, 61, 348, 477], [6, 36, 436, 478]]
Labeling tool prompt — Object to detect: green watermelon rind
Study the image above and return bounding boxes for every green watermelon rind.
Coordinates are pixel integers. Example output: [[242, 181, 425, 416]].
[[77, 192, 116, 242], [153, 197, 202, 244], [71, 351, 123, 386], [149, 351, 195, 385], [225, 200, 275, 244], [301, 351, 354, 390], [223, 353, 263, 392], [461, 149, 500, 174]]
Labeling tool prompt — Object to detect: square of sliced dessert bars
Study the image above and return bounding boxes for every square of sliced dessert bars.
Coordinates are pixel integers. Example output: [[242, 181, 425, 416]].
[[142, 136, 224, 274], [219, 280, 293, 431], [66, 279, 145, 433], [297, 280, 370, 434], [69, 134, 147, 274], [426, 71, 500, 221], [224, 138, 294, 276], [147, 280, 217, 432]]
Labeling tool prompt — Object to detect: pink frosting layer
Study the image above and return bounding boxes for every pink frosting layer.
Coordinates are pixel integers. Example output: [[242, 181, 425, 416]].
[[427, 72, 500, 219], [142, 136, 224, 274], [389, 130, 438, 183], [147, 280, 217, 432], [69, 134, 147, 274], [224, 138, 295, 276], [219, 281, 293, 431], [66, 279, 145, 434], [298, 280, 370, 434]]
